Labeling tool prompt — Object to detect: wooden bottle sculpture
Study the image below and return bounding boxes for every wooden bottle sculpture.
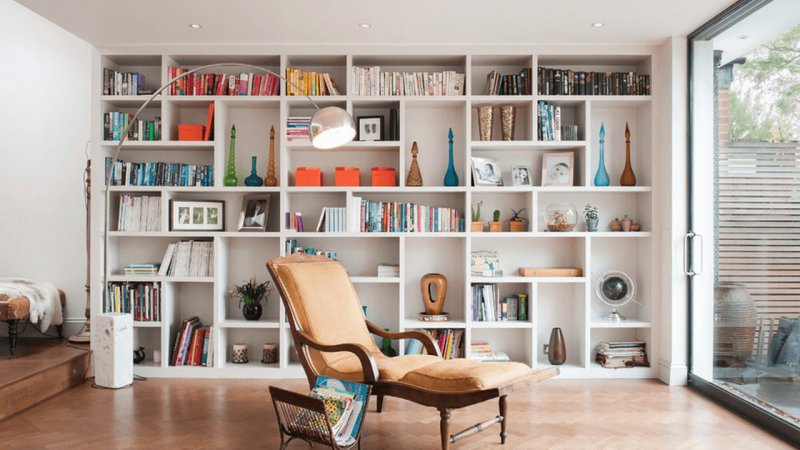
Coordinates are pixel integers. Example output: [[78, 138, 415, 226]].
[[620, 122, 636, 186], [264, 125, 278, 186], [420, 273, 448, 321], [406, 141, 423, 186]]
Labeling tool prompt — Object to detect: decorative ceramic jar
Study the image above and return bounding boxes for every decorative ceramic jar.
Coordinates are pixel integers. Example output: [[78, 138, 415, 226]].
[[261, 343, 278, 364], [714, 284, 757, 367], [500, 105, 516, 141], [232, 343, 249, 364], [545, 203, 578, 232], [477, 105, 493, 141]]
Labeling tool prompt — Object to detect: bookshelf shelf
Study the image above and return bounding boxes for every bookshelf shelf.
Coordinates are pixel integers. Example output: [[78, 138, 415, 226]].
[[95, 49, 657, 379]]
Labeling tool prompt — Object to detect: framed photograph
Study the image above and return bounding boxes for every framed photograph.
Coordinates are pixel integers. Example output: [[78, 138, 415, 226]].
[[541, 152, 574, 187], [238, 194, 271, 231], [511, 165, 532, 186], [171, 201, 224, 231], [357, 116, 383, 141], [471, 156, 504, 186]]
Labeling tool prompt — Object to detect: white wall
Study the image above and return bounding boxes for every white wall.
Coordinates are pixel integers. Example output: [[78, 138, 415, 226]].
[[0, 0, 93, 336]]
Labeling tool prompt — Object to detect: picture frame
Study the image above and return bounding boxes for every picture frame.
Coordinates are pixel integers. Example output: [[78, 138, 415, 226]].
[[511, 165, 532, 186], [171, 201, 224, 231], [238, 194, 271, 231], [471, 156, 504, 186], [541, 152, 574, 187], [357, 116, 383, 141]]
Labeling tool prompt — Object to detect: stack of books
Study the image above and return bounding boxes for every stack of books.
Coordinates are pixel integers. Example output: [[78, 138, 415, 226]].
[[595, 341, 649, 368], [350, 197, 464, 233], [316, 207, 347, 232], [485, 69, 533, 95], [104, 282, 160, 321], [171, 317, 212, 366], [468, 341, 511, 362], [285, 67, 341, 96], [352, 66, 465, 96], [538, 67, 650, 96], [472, 285, 528, 322], [292, 376, 369, 447], [158, 241, 214, 277], [537, 101, 578, 141], [103, 68, 147, 95], [168, 67, 280, 96], [123, 264, 159, 276], [286, 117, 311, 141], [117, 195, 161, 232], [405, 329, 463, 359], [285, 212, 304, 232], [377, 264, 399, 278], [105, 157, 213, 187], [104, 112, 161, 141]]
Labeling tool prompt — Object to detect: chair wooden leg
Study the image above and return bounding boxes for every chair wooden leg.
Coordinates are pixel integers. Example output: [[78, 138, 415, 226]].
[[7, 319, 19, 358], [376, 394, 385, 413], [499, 395, 508, 444], [439, 408, 451, 450]]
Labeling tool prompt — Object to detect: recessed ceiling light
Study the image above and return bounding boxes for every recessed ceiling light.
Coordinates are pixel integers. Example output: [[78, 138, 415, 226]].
[[359, 23, 371, 29], [737, 34, 749, 40], [591, 22, 604, 28], [189, 24, 202, 29]]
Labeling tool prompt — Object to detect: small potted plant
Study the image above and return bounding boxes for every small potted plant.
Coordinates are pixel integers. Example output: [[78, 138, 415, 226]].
[[584, 204, 599, 232], [471, 201, 484, 232], [489, 209, 504, 232], [508, 208, 527, 232], [230, 277, 272, 321]]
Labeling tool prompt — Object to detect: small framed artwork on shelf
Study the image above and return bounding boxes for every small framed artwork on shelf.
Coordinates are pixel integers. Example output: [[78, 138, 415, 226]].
[[238, 195, 271, 231], [357, 116, 383, 141], [471, 156, 503, 186], [511, 165, 532, 186], [541, 152, 574, 187], [171, 201, 224, 231]]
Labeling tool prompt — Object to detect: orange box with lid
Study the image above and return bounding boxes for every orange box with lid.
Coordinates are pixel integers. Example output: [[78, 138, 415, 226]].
[[295, 167, 322, 186], [371, 167, 396, 187], [335, 167, 360, 186]]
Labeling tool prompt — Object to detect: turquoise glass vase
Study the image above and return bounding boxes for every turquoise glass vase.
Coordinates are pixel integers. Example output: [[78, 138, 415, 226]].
[[593, 122, 610, 187], [443, 128, 459, 187], [245, 156, 263, 186]]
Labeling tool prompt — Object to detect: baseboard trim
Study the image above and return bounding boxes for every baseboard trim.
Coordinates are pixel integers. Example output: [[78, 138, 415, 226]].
[[658, 358, 688, 385]]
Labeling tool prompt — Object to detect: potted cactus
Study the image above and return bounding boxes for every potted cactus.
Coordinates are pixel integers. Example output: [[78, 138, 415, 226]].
[[584, 204, 599, 232], [489, 209, 504, 232], [508, 208, 527, 232], [471, 201, 484, 232]]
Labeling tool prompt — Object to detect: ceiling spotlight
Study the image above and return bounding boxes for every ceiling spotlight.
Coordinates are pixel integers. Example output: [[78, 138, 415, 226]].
[[737, 34, 749, 40], [591, 22, 604, 28], [359, 23, 372, 29], [189, 24, 202, 29]]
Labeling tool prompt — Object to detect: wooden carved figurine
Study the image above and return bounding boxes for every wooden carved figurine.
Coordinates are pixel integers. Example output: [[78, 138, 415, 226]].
[[406, 141, 423, 186], [420, 273, 447, 318], [620, 122, 637, 186], [264, 125, 277, 186]]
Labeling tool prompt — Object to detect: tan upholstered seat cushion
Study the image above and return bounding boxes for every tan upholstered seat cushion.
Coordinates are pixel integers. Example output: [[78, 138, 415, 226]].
[[0, 295, 30, 321], [398, 359, 533, 392], [322, 352, 441, 382]]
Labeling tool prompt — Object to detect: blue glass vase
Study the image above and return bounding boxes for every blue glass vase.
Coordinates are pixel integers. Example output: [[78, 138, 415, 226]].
[[443, 128, 459, 187], [593, 122, 610, 187], [245, 156, 263, 186]]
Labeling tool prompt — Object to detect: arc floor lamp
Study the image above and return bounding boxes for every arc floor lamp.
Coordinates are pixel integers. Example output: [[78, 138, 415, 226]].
[[70, 63, 356, 343]]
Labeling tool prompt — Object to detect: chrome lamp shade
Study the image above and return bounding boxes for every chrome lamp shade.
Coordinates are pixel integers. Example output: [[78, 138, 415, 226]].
[[310, 106, 356, 149]]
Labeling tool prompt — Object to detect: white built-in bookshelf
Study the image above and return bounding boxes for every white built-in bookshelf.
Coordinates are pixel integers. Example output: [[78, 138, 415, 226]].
[[93, 52, 657, 379]]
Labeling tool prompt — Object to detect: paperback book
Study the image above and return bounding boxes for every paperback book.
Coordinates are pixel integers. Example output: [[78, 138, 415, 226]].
[[105, 281, 161, 321], [352, 66, 465, 96]]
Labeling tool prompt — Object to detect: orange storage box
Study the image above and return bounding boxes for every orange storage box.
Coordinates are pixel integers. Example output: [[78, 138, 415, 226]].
[[371, 167, 396, 187], [178, 124, 204, 141], [295, 167, 322, 186], [335, 167, 360, 187]]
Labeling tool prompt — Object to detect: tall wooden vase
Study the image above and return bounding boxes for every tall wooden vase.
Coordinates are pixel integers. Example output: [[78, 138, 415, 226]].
[[548, 327, 566, 365], [407, 141, 423, 186], [620, 122, 636, 186], [264, 125, 278, 186]]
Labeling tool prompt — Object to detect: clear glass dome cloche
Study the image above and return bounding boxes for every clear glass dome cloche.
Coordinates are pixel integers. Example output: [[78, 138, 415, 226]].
[[545, 203, 578, 232]]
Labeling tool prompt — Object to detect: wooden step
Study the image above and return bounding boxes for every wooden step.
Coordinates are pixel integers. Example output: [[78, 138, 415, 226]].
[[0, 338, 90, 421]]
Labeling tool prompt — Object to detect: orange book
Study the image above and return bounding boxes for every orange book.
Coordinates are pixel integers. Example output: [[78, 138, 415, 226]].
[[204, 103, 215, 141]]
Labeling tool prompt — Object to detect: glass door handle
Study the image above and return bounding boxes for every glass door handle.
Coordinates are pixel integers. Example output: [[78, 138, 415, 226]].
[[684, 231, 703, 277]]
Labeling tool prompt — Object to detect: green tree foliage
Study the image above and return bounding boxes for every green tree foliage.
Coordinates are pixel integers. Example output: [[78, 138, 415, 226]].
[[729, 25, 800, 142]]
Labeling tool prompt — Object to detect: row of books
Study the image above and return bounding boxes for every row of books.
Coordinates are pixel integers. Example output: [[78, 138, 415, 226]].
[[377, 264, 399, 278], [537, 101, 579, 141], [468, 341, 511, 362], [103, 112, 162, 141], [102, 68, 149, 96], [167, 67, 280, 96], [350, 197, 464, 233], [104, 282, 161, 322], [316, 207, 347, 232], [105, 157, 213, 187], [285, 212, 304, 232], [117, 195, 161, 232], [484, 69, 533, 95], [285, 67, 341, 96], [286, 117, 310, 141], [159, 241, 214, 277], [171, 317, 213, 366], [595, 341, 649, 368], [538, 67, 651, 96], [472, 285, 528, 322], [123, 264, 158, 276], [352, 67, 465, 96], [405, 329, 464, 360], [300, 376, 369, 447]]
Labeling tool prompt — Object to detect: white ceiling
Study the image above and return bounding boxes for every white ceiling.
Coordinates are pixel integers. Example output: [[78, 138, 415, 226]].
[[714, 0, 800, 65], [14, 0, 735, 48]]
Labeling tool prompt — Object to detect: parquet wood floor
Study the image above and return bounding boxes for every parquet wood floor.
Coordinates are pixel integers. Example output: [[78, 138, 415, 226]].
[[0, 377, 792, 449]]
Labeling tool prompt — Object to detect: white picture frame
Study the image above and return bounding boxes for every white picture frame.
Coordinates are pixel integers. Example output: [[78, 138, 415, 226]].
[[471, 156, 504, 186], [541, 152, 574, 187], [511, 165, 532, 186], [171, 201, 224, 231]]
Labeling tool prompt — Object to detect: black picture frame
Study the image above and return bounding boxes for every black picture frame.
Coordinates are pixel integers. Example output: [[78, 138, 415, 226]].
[[357, 115, 384, 141]]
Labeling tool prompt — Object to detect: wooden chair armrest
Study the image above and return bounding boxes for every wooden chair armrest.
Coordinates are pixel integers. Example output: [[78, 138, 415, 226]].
[[293, 329, 379, 383], [366, 321, 441, 357]]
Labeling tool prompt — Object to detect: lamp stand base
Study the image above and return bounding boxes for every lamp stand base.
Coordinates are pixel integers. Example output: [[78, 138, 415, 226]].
[[68, 321, 91, 343], [603, 310, 625, 322]]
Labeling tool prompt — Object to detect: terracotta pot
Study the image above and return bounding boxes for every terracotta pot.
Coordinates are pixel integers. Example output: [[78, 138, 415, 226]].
[[488, 221, 503, 232], [508, 221, 526, 232], [471, 221, 484, 232]]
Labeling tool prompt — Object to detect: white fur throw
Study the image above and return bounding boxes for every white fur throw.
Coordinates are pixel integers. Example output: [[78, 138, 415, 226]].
[[0, 278, 63, 332]]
